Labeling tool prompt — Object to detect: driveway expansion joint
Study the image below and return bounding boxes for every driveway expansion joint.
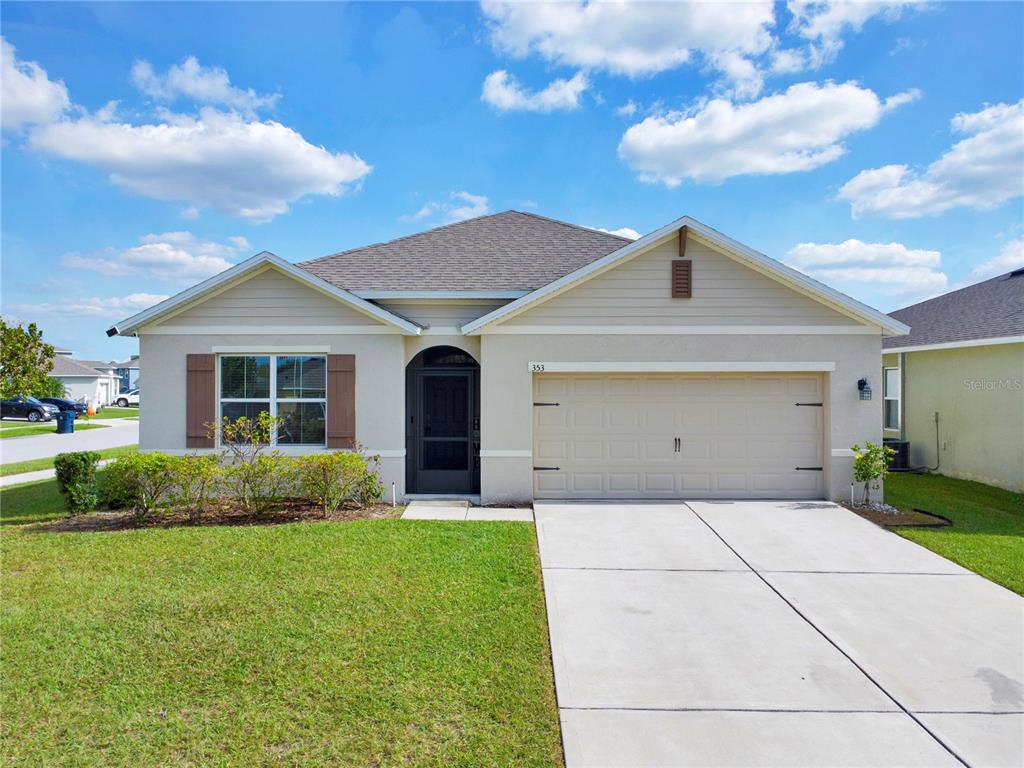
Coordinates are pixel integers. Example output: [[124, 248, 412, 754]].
[[684, 502, 972, 768]]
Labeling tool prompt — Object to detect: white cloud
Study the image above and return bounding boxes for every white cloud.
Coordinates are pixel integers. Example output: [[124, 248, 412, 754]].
[[481, 1, 775, 95], [1, 37, 70, 131], [60, 231, 251, 282], [619, 81, 916, 186], [786, 238, 947, 302], [405, 191, 491, 224], [11, 292, 169, 320], [786, 1, 918, 68], [615, 100, 638, 117], [838, 100, 1024, 219], [966, 238, 1023, 282], [131, 56, 279, 113], [29, 106, 372, 222], [482, 70, 588, 112], [592, 226, 641, 240]]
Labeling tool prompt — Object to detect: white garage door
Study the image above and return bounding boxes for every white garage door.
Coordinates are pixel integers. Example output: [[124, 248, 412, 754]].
[[533, 373, 824, 499]]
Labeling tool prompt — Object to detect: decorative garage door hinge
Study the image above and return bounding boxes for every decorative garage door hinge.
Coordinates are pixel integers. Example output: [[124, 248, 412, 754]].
[[533, 402, 560, 407], [795, 466, 824, 471], [533, 466, 561, 471], [794, 402, 824, 407]]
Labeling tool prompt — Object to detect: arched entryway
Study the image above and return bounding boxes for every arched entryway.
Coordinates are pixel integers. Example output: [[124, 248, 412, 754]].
[[405, 346, 480, 494]]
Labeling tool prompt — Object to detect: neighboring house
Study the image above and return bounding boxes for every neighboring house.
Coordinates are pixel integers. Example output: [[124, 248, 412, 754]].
[[109, 212, 908, 503], [49, 356, 119, 408], [113, 356, 141, 392], [883, 269, 1024, 492]]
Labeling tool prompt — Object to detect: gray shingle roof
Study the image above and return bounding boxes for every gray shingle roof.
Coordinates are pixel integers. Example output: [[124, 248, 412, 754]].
[[50, 357, 110, 376], [883, 268, 1024, 349], [297, 210, 632, 291]]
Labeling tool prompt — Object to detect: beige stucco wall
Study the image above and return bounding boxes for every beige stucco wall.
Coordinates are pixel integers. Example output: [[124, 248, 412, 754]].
[[478, 333, 883, 504], [139, 332, 409, 496], [891, 343, 1023, 492]]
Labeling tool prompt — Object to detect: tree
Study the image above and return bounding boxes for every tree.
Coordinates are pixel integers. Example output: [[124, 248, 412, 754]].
[[0, 318, 56, 399], [33, 376, 67, 399]]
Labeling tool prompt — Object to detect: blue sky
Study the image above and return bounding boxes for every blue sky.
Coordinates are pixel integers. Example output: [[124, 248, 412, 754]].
[[2, 1, 1022, 360]]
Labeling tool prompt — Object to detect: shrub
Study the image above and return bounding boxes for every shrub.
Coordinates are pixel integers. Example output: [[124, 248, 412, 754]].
[[102, 452, 176, 519], [53, 451, 101, 515], [167, 455, 223, 522], [852, 441, 896, 504], [224, 453, 293, 515], [293, 450, 385, 516]]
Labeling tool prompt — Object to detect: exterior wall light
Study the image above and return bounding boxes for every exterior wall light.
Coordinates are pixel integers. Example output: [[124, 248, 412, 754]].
[[858, 377, 872, 400]]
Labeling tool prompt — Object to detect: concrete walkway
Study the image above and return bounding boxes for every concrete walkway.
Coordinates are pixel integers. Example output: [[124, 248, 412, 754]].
[[401, 499, 534, 521], [0, 419, 138, 464], [536, 500, 1023, 768]]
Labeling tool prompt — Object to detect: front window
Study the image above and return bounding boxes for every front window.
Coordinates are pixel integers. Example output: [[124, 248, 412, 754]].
[[883, 367, 900, 430], [219, 355, 326, 445]]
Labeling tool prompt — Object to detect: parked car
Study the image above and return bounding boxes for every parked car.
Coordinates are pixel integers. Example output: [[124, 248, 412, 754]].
[[39, 397, 89, 415], [115, 389, 140, 408], [0, 396, 60, 422]]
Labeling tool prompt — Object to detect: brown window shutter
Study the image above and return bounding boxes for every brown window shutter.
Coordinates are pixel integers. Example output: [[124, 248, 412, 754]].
[[186, 354, 215, 448], [327, 354, 356, 449], [672, 260, 692, 298]]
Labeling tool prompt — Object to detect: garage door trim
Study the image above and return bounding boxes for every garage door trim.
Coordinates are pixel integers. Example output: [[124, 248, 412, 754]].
[[527, 361, 836, 373]]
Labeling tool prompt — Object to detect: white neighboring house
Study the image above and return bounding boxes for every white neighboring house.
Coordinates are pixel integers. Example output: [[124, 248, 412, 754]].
[[49, 357, 119, 409]]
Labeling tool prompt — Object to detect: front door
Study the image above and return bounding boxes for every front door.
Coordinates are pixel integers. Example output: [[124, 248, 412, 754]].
[[410, 369, 478, 493]]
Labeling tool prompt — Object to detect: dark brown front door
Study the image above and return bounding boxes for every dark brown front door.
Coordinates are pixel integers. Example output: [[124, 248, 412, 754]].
[[409, 369, 478, 493]]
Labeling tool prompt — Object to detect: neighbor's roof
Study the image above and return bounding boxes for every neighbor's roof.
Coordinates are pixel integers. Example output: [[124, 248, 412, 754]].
[[298, 211, 632, 291], [883, 268, 1024, 350], [113, 357, 141, 369], [50, 357, 111, 377]]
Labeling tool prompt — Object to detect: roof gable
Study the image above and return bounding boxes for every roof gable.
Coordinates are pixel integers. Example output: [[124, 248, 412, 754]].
[[110, 252, 421, 336], [462, 216, 910, 336], [298, 211, 631, 292], [883, 269, 1024, 350]]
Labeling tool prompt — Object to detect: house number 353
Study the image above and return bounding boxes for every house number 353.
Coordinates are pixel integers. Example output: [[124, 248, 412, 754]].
[[530, 363, 546, 372]]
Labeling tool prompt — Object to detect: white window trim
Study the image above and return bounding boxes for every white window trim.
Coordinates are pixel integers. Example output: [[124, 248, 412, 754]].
[[217, 354, 328, 447], [883, 366, 900, 430]]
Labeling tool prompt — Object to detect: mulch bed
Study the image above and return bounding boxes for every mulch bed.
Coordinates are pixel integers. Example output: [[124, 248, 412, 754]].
[[35, 500, 403, 534], [846, 505, 952, 528]]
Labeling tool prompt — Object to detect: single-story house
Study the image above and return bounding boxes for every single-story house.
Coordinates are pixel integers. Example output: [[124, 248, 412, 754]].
[[109, 212, 908, 504], [113, 356, 141, 392], [49, 356, 119, 409], [883, 268, 1023, 492]]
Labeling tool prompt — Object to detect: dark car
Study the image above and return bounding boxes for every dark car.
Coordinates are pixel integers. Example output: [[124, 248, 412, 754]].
[[0, 396, 60, 422], [39, 397, 89, 415]]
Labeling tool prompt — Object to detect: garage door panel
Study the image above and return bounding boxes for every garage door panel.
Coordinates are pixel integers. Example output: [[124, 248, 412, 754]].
[[534, 373, 825, 500]]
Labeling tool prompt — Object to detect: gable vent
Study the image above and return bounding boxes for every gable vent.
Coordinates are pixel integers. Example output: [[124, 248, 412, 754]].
[[672, 260, 693, 299]]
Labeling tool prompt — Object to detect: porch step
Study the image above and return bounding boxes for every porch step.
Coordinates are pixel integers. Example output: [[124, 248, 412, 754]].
[[401, 500, 534, 522]]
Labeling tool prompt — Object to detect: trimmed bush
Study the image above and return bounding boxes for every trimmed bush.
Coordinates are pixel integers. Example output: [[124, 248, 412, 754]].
[[167, 455, 223, 522], [53, 451, 101, 515], [224, 453, 293, 515], [102, 452, 175, 519], [294, 451, 385, 516]]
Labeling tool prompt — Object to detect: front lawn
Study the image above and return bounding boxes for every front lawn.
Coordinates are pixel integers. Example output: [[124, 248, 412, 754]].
[[886, 473, 1024, 595], [1, 483, 562, 767], [0, 445, 138, 478], [0, 421, 107, 439], [90, 406, 140, 419]]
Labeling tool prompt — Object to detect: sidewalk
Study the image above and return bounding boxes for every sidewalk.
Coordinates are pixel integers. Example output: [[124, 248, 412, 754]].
[[0, 420, 138, 465], [0, 459, 117, 488]]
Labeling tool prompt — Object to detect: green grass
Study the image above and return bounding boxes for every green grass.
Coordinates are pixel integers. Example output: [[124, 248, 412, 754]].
[[0, 477, 70, 525], [1, 485, 562, 767], [90, 406, 140, 419], [886, 473, 1024, 595], [0, 421, 107, 439], [0, 445, 138, 478]]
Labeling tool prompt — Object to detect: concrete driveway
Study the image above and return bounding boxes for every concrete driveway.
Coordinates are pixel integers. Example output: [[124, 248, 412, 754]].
[[0, 419, 139, 464], [535, 501, 1023, 768]]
